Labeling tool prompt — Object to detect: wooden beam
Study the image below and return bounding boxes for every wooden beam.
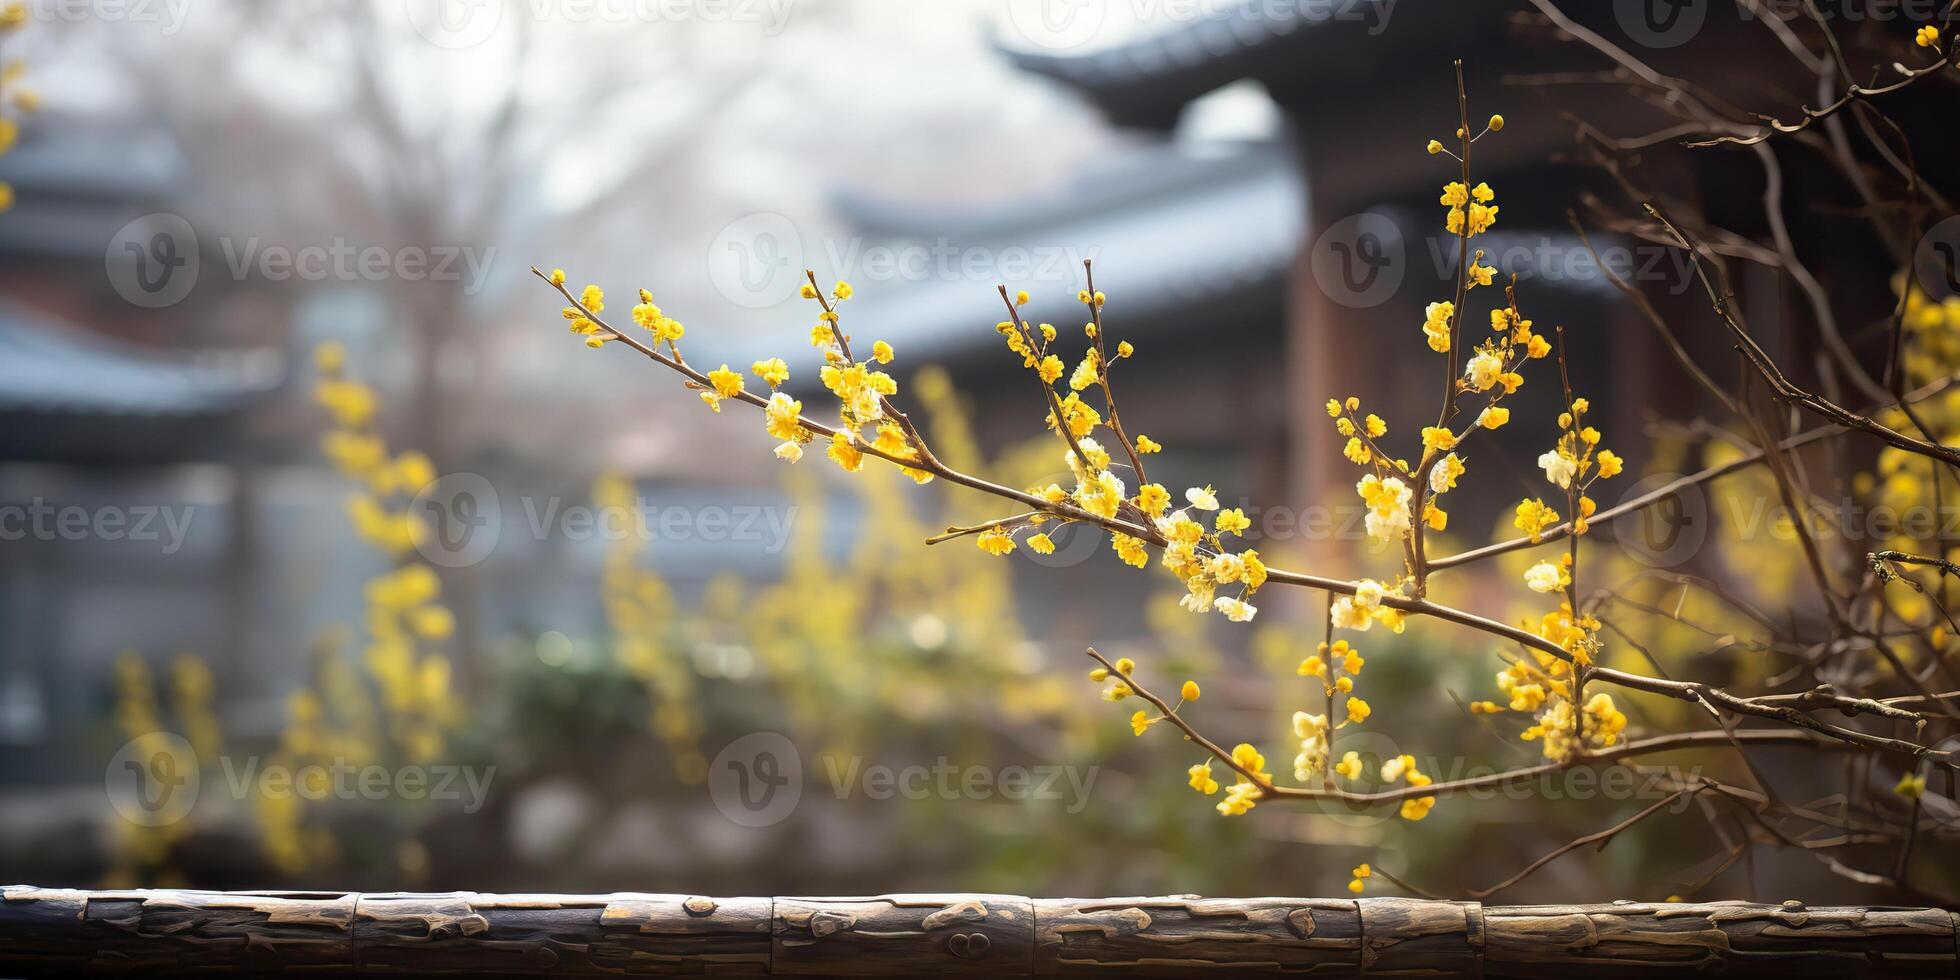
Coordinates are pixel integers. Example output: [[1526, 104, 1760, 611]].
[[2, 885, 1954, 976]]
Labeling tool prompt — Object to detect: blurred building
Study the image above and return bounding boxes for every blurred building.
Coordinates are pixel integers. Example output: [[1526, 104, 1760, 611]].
[[0, 116, 284, 766]]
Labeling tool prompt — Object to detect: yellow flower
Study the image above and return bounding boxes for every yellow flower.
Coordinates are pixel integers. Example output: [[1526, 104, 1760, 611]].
[[871, 340, 894, 364], [1420, 426, 1456, 453], [1111, 533, 1150, 567], [1188, 761, 1220, 795], [1425, 139, 1443, 154], [548, 268, 566, 287], [826, 433, 864, 472], [975, 526, 1015, 556], [579, 284, 604, 312], [1069, 351, 1101, 391], [1026, 532, 1055, 555], [1298, 654, 1326, 678], [763, 391, 803, 442], [1241, 549, 1268, 591], [1230, 742, 1268, 781], [1186, 485, 1220, 510], [1014, 289, 1029, 305], [751, 358, 790, 388], [1037, 354, 1064, 384], [1345, 697, 1371, 724], [1916, 25, 1941, 48], [707, 364, 745, 399], [1488, 113, 1504, 132], [1515, 498, 1560, 542], [1441, 182, 1469, 207], [1596, 449, 1624, 479], [1130, 710, 1153, 736], [799, 283, 818, 300], [1429, 452, 1465, 495], [773, 441, 804, 463], [1215, 508, 1250, 535], [1479, 406, 1510, 430], [1116, 340, 1134, 358], [1181, 680, 1200, 701], [1347, 878, 1365, 894], [1334, 751, 1362, 780], [834, 280, 854, 300], [1422, 301, 1453, 352], [1135, 433, 1162, 454], [1216, 781, 1259, 816], [1896, 771, 1927, 799]]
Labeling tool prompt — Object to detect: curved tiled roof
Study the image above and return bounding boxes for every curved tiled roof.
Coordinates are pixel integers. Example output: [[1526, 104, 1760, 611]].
[[0, 302, 282, 417]]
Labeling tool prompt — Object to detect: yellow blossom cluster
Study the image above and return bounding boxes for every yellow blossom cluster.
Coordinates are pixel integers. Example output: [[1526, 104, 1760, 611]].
[[0, 4, 39, 216], [107, 653, 220, 883], [309, 344, 457, 765], [1479, 634, 1625, 762], [594, 473, 708, 783]]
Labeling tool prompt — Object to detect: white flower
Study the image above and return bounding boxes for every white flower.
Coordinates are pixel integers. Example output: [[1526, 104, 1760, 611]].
[[1330, 596, 1373, 632], [1356, 474, 1412, 546], [1353, 579, 1386, 612], [1538, 450, 1577, 489], [1186, 486, 1220, 510], [773, 441, 804, 463], [1380, 754, 1410, 782], [1179, 592, 1212, 614], [1214, 596, 1257, 622], [1463, 350, 1504, 392], [1524, 561, 1564, 594], [1429, 452, 1463, 495], [1293, 711, 1328, 738]]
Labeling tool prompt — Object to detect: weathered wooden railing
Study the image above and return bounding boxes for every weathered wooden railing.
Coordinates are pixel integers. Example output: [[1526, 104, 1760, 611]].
[[1, 886, 1954, 975]]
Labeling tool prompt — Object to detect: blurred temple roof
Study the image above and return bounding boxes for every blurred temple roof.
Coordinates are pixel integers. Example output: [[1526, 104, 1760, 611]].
[[0, 115, 190, 262], [0, 301, 281, 422], [823, 139, 1303, 367], [999, 0, 1473, 129]]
